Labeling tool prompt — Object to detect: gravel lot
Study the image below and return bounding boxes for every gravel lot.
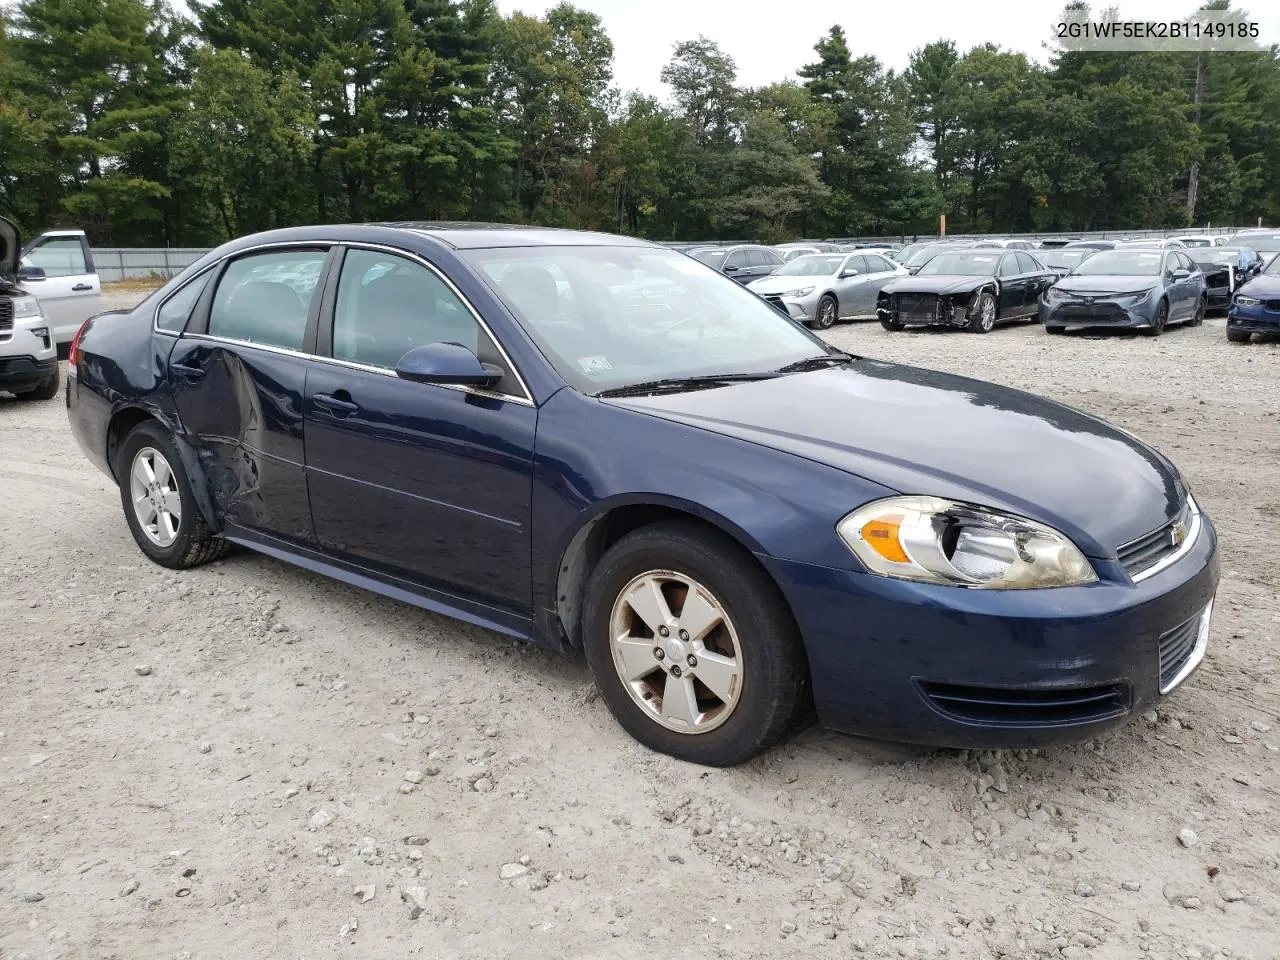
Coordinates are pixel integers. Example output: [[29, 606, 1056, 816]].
[[2, 301, 1278, 960]]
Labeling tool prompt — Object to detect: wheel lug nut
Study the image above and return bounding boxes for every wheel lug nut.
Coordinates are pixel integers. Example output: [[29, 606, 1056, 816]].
[[686, 654, 697, 668], [653, 647, 665, 660], [658, 626, 669, 638], [671, 665, 682, 678], [678, 629, 689, 641]]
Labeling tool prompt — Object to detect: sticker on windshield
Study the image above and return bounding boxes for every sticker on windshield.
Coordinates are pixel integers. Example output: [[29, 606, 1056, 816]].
[[577, 355, 612, 374]]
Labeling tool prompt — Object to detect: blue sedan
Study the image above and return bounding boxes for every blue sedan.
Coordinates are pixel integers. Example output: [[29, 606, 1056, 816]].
[[66, 224, 1218, 765], [1226, 253, 1280, 342], [1040, 248, 1206, 334]]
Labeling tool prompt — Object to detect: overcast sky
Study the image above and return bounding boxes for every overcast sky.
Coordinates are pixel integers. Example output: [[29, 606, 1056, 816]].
[[495, 0, 1280, 97]]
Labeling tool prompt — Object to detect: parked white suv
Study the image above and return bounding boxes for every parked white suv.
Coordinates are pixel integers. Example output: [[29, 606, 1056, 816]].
[[17, 227, 102, 344], [0, 217, 60, 400]]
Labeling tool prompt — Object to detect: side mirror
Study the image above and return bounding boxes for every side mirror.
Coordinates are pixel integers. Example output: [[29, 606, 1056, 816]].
[[395, 342, 502, 388], [17, 263, 46, 281], [840, 269, 859, 278], [1170, 268, 1191, 280], [722, 263, 740, 273]]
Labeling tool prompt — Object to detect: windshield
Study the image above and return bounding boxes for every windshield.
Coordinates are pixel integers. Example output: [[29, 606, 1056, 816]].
[[916, 252, 1001, 276], [1241, 234, 1280, 253], [1177, 238, 1212, 247], [689, 249, 726, 265], [463, 245, 834, 393], [1043, 250, 1092, 270], [1265, 254, 1280, 275], [890, 244, 923, 262], [775, 255, 844, 277], [1199, 248, 1244, 265], [1071, 250, 1163, 276], [904, 245, 953, 267]]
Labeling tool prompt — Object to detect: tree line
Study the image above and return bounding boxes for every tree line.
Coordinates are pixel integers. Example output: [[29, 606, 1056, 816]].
[[0, 0, 1276, 246]]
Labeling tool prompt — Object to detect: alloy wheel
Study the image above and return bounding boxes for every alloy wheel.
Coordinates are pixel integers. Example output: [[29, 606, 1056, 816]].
[[608, 570, 743, 734], [981, 296, 996, 330], [129, 446, 182, 547]]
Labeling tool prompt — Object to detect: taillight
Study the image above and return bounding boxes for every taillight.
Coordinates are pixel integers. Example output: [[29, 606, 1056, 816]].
[[68, 317, 92, 370]]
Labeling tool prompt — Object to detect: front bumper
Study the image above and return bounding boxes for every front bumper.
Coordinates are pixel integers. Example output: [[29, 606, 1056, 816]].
[[768, 512, 1218, 748], [759, 292, 819, 323], [0, 355, 58, 392], [877, 293, 972, 328], [1039, 294, 1159, 328], [1227, 302, 1280, 334]]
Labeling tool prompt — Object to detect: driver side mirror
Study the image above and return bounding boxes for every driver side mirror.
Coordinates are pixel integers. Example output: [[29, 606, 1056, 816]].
[[722, 263, 740, 273], [395, 342, 503, 388], [1170, 268, 1191, 280], [839, 268, 859, 278], [17, 263, 46, 281]]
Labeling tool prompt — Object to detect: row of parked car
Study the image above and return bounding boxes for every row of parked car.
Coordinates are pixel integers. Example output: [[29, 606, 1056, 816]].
[[685, 229, 1280, 342]]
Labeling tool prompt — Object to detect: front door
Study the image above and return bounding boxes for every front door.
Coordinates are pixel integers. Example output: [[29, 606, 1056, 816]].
[[168, 246, 330, 543], [19, 233, 101, 343], [303, 246, 537, 612], [997, 254, 1026, 315]]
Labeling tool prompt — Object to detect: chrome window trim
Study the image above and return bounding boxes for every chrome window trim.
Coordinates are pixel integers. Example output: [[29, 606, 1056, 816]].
[[1159, 598, 1213, 695], [156, 237, 535, 406], [1128, 495, 1202, 584]]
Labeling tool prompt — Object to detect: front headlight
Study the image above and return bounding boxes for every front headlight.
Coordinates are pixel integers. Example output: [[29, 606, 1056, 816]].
[[12, 295, 42, 319], [837, 496, 1098, 589], [1234, 294, 1259, 306], [1112, 288, 1156, 304], [782, 286, 815, 298], [1045, 286, 1067, 302]]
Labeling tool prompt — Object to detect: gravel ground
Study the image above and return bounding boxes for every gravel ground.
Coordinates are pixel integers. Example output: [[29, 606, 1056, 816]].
[[1, 303, 1278, 960]]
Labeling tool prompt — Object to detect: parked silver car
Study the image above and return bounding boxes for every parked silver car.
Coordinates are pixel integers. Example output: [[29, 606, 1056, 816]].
[[747, 251, 907, 329]]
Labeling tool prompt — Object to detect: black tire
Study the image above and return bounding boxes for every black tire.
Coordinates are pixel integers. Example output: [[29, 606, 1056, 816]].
[[880, 316, 904, 332], [581, 521, 807, 766], [117, 421, 229, 569], [1227, 328, 1251, 343], [1045, 324, 1065, 335], [812, 294, 837, 330], [16, 365, 60, 401], [967, 292, 997, 333], [1143, 298, 1168, 337], [1189, 297, 1205, 327]]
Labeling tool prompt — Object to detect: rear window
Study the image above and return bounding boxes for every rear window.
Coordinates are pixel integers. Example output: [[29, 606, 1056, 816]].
[[156, 272, 212, 333], [208, 249, 328, 350]]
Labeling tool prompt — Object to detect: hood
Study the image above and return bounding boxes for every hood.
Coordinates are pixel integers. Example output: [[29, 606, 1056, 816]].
[[1055, 274, 1161, 294], [883, 275, 993, 296], [748, 275, 830, 295], [0, 216, 18, 283], [1236, 274, 1280, 299], [606, 361, 1185, 558]]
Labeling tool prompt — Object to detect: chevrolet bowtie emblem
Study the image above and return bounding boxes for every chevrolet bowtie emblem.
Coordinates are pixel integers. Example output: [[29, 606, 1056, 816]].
[[1170, 520, 1187, 548]]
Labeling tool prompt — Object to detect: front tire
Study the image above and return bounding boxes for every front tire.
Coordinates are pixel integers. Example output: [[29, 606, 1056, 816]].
[[812, 294, 838, 330], [1045, 324, 1065, 335], [581, 521, 807, 766], [16, 365, 60, 401], [1143, 299, 1168, 337], [117, 421, 229, 569], [1227, 328, 1251, 343], [968, 292, 997, 333]]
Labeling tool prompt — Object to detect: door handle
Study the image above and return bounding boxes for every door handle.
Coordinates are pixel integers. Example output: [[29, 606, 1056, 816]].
[[314, 392, 359, 416], [71, 283, 93, 292], [171, 361, 206, 381]]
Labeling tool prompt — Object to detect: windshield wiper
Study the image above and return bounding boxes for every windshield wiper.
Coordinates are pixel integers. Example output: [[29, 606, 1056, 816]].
[[773, 352, 854, 374], [595, 372, 779, 398]]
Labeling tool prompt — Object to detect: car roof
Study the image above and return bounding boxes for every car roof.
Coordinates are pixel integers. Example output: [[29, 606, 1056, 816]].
[[376, 221, 655, 250]]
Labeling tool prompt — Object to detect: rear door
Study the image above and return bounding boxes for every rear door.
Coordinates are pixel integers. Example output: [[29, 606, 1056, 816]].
[[1016, 253, 1049, 310], [19, 233, 101, 343], [303, 245, 537, 612], [167, 245, 331, 544]]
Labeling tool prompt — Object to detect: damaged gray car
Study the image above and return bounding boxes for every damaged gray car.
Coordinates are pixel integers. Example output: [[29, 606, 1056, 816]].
[[877, 250, 1057, 333]]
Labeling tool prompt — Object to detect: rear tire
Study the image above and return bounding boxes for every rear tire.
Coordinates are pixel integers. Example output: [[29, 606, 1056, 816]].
[[1227, 328, 1251, 343], [1189, 297, 1205, 327], [1045, 325, 1065, 335], [581, 521, 807, 766], [16, 365, 60, 401], [117, 421, 229, 569]]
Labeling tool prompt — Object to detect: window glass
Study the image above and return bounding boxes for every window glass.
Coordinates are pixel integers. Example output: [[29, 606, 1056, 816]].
[[1015, 253, 1038, 273], [844, 255, 869, 274], [464, 245, 832, 395], [760, 249, 783, 265], [157, 272, 212, 333], [997, 255, 1018, 277], [333, 248, 480, 369], [24, 237, 87, 277], [863, 255, 893, 273], [208, 249, 327, 350], [723, 251, 747, 270]]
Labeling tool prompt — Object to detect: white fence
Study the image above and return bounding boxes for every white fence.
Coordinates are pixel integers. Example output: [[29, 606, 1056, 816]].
[[95, 225, 1260, 279], [94, 248, 211, 281]]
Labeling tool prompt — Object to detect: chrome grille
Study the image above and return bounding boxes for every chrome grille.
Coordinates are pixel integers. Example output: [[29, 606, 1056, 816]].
[[1116, 500, 1193, 580], [1158, 613, 1200, 692], [763, 295, 786, 313], [895, 294, 940, 321], [0, 297, 12, 336], [1264, 299, 1280, 311]]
